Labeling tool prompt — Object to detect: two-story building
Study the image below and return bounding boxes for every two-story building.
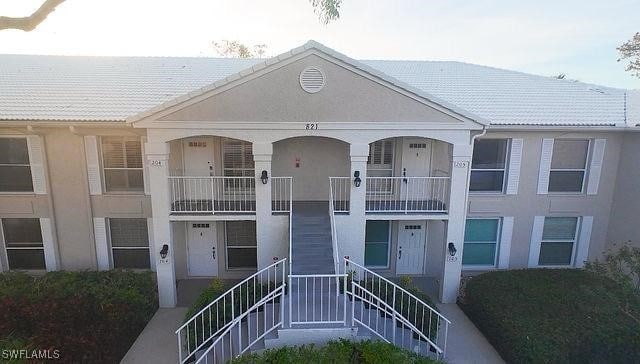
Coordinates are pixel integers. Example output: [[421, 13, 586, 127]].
[[0, 41, 638, 310]]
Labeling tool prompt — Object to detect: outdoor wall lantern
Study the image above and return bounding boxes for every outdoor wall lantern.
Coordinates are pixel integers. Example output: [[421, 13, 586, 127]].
[[353, 171, 362, 187], [160, 244, 169, 259], [448, 242, 457, 257], [260, 170, 269, 184]]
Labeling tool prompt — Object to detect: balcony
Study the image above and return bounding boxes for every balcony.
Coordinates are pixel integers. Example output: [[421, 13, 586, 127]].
[[168, 176, 291, 215], [330, 176, 450, 214]]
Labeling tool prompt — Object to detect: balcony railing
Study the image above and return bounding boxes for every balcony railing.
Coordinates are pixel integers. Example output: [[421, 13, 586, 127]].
[[366, 177, 449, 213], [168, 176, 256, 214], [329, 176, 450, 214]]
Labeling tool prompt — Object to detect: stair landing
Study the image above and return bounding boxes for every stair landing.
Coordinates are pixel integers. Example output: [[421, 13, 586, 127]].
[[291, 201, 335, 274]]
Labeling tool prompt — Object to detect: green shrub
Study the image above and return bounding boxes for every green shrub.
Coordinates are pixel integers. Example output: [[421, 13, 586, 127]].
[[231, 339, 441, 363], [460, 269, 640, 363], [0, 270, 158, 363]]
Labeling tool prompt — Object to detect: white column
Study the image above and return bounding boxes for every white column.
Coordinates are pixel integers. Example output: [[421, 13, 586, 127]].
[[341, 143, 369, 265], [145, 141, 177, 308], [254, 142, 282, 269], [440, 143, 472, 303]]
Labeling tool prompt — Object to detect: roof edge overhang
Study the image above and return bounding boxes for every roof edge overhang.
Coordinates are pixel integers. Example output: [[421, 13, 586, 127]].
[[126, 40, 490, 128]]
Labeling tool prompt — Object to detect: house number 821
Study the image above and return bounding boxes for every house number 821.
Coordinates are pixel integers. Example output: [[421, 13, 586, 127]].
[[305, 123, 318, 130]]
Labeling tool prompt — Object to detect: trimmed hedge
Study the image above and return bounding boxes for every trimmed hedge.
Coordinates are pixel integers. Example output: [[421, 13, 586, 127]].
[[0, 270, 158, 363], [231, 339, 441, 364], [460, 269, 640, 363]]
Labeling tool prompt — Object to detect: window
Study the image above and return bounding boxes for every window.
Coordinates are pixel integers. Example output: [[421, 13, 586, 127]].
[[223, 140, 254, 177], [109, 218, 150, 269], [470, 139, 508, 192], [539, 217, 578, 266], [367, 139, 394, 177], [225, 221, 257, 269], [0, 138, 33, 192], [2, 218, 45, 270], [365, 221, 390, 267], [463, 218, 500, 267], [101, 136, 144, 192], [549, 140, 589, 193]]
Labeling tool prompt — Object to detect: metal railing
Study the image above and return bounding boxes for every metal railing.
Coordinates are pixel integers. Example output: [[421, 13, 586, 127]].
[[271, 177, 293, 213], [345, 258, 450, 358], [176, 259, 286, 364], [288, 273, 348, 326], [168, 176, 256, 214], [329, 177, 351, 213], [328, 178, 341, 275], [365, 176, 450, 213]]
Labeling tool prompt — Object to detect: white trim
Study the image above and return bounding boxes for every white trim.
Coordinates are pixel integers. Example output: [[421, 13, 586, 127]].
[[586, 139, 606, 195], [537, 139, 554, 194], [93, 217, 110, 270], [506, 139, 523, 195], [575, 216, 593, 268], [142, 136, 151, 195], [39, 218, 57, 271], [0, 221, 4, 271], [498, 217, 514, 269], [84, 136, 103, 195], [528, 216, 545, 267], [27, 136, 47, 194]]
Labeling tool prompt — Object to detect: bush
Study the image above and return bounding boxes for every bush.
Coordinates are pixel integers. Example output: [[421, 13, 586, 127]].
[[0, 270, 158, 363], [460, 269, 640, 363], [231, 339, 441, 364], [586, 241, 640, 294]]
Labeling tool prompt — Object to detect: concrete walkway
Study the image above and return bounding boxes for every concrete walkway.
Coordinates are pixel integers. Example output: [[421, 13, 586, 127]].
[[121, 307, 188, 364], [437, 303, 504, 364]]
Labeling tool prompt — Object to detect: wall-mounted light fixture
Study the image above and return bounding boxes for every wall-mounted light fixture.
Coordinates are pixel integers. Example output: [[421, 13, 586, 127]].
[[353, 171, 361, 188], [160, 244, 169, 259], [447, 242, 457, 257], [260, 170, 269, 185]]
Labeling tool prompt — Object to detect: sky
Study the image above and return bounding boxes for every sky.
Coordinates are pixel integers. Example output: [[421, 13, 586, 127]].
[[0, 0, 638, 89]]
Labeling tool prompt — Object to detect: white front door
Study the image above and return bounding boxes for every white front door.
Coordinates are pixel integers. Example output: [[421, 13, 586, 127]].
[[401, 139, 432, 201], [187, 222, 218, 276], [182, 137, 215, 176], [396, 221, 426, 275]]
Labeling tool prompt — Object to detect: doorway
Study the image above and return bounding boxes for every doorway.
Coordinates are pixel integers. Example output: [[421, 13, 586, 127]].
[[187, 222, 218, 276], [396, 221, 426, 275]]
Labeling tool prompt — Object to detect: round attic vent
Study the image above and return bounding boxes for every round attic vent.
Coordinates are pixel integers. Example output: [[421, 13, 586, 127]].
[[299, 66, 325, 93]]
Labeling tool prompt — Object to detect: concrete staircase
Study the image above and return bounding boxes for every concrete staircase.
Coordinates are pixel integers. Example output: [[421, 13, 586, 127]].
[[291, 201, 335, 274]]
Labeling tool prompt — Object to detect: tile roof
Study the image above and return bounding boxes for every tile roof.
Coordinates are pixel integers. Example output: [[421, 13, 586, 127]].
[[0, 41, 635, 127]]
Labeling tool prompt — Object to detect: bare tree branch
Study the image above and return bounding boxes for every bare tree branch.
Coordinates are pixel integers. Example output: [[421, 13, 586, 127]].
[[0, 0, 66, 32]]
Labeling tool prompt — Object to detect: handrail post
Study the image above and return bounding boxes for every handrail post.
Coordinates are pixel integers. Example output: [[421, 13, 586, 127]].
[[343, 273, 347, 326], [392, 285, 397, 343]]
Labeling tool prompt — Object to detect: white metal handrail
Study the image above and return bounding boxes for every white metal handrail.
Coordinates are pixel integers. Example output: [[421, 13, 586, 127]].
[[366, 176, 450, 213], [288, 273, 348, 326], [328, 178, 341, 275], [176, 259, 286, 364], [194, 286, 285, 364], [168, 176, 256, 214], [329, 177, 350, 213], [271, 177, 292, 213], [345, 258, 450, 358]]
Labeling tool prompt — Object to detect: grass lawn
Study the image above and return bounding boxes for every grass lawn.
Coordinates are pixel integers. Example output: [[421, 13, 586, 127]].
[[0, 270, 158, 363], [231, 339, 441, 364], [459, 269, 640, 363]]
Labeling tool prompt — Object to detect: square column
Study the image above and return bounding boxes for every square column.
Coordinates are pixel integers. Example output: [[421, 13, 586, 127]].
[[439, 143, 473, 303], [339, 143, 369, 267], [254, 143, 284, 269], [145, 141, 177, 308]]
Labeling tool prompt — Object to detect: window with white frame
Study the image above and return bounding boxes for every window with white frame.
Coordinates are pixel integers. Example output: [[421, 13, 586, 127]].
[[548, 139, 589, 193], [538, 217, 579, 266], [463, 218, 501, 267], [365, 220, 390, 268], [223, 140, 254, 177], [470, 139, 508, 192], [2, 218, 45, 270], [367, 139, 394, 177], [109, 218, 150, 269], [101, 136, 144, 192], [225, 221, 257, 269], [0, 138, 33, 192]]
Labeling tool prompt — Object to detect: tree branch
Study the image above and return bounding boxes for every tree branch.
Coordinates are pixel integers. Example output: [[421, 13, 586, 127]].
[[0, 0, 66, 32]]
